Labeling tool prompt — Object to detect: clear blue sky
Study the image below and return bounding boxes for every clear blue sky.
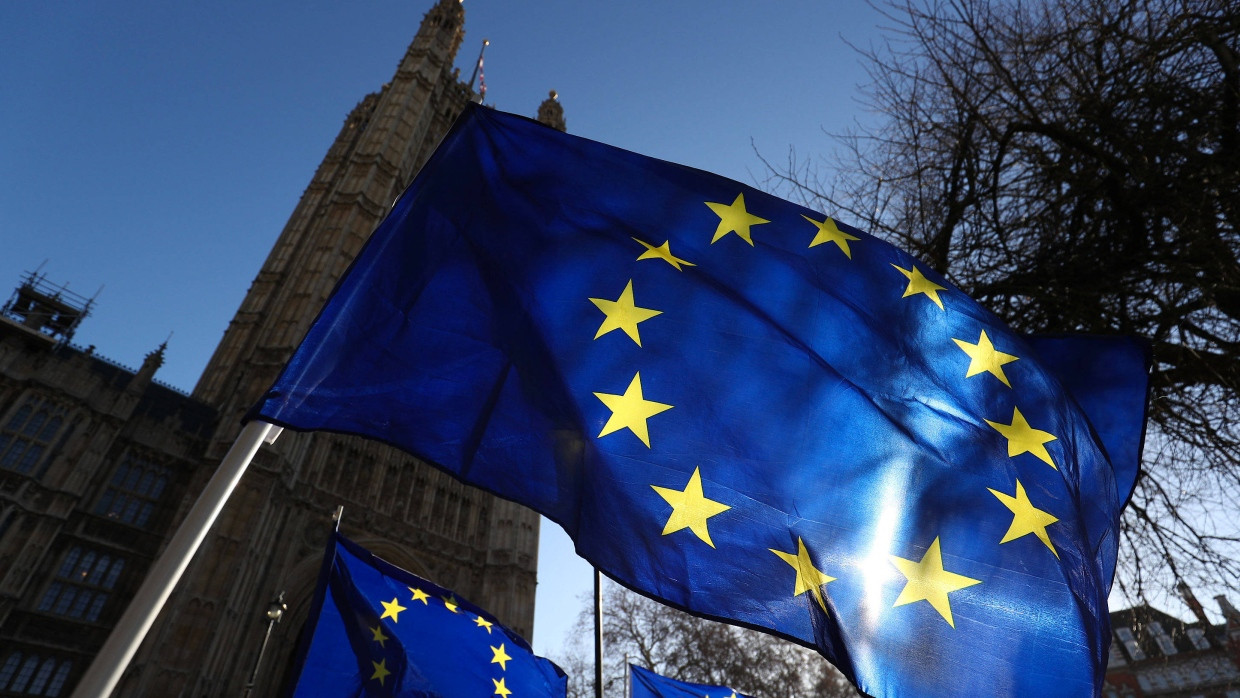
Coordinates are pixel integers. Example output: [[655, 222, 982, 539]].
[[2, 0, 1194, 663]]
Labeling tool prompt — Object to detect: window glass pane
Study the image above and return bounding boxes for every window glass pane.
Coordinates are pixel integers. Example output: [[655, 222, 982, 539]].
[[52, 587, 75, 615], [1189, 628, 1211, 650], [137, 503, 153, 528], [68, 589, 92, 618], [57, 548, 81, 578], [109, 494, 130, 518], [0, 652, 22, 690], [28, 658, 55, 694], [151, 476, 168, 499], [0, 434, 10, 455], [87, 593, 108, 622], [94, 491, 114, 516], [18, 444, 44, 473], [10, 655, 37, 692], [2, 440, 27, 468], [75, 552, 96, 580], [46, 661, 72, 697], [110, 463, 129, 486], [38, 583, 62, 612], [22, 412, 46, 437], [7, 404, 32, 430], [122, 465, 141, 490], [40, 416, 62, 441], [104, 559, 124, 590], [136, 471, 154, 496], [87, 556, 110, 586], [122, 499, 140, 523]]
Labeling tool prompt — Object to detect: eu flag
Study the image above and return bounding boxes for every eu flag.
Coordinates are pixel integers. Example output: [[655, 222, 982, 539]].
[[255, 104, 1149, 697], [629, 665, 750, 698], [286, 532, 567, 697]]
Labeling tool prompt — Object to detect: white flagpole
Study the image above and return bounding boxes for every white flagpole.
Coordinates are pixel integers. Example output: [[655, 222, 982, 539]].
[[71, 419, 280, 698]]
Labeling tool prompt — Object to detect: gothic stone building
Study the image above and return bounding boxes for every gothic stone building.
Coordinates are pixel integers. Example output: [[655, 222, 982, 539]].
[[0, 1, 565, 695]]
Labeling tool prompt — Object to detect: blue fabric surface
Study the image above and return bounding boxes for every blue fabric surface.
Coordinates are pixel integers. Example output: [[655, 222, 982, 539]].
[[256, 104, 1150, 697], [630, 665, 749, 698], [286, 532, 566, 697]]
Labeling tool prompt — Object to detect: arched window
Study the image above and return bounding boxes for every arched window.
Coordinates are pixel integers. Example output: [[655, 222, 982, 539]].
[[27, 658, 56, 695], [0, 652, 72, 696], [22, 412, 46, 437], [94, 453, 174, 529], [6, 405, 32, 429], [38, 545, 125, 622], [9, 655, 38, 692], [46, 661, 73, 697], [0, 652, 22, 690], [0, 399, 67, 476]]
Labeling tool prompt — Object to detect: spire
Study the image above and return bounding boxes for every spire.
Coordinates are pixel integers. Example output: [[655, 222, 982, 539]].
[[127, 339, 167, 393], [536, 90, 566, 132], [468, 39, 489, 102]]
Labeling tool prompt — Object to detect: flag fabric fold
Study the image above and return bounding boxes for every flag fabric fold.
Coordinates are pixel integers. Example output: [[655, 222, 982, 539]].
[[286, 531, 567, 697], [255, 104, 1149, 697], [629, 665, 750, 698]]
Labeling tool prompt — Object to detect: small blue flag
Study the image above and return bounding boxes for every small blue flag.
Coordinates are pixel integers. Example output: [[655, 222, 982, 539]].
[[629, 665, 749, 698], [286, 531, 567, 697], [255, 104, 1149, 697]]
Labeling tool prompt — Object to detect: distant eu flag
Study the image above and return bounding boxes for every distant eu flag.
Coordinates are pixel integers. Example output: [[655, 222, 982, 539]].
[[630, 665, 749, 698], [255, 104, 1149, 697], [286, 532, 567, 697]]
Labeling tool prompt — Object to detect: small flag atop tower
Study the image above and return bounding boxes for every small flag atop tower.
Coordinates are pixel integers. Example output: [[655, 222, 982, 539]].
[[469, 38, 489, 101]]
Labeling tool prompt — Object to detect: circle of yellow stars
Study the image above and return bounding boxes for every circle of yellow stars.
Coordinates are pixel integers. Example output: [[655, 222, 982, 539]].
[[367, 585, 522, 694], [583, 189, 1071, 632]]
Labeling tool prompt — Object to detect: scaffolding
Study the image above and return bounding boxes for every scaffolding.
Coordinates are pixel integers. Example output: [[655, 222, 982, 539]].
[[0, 270, 96, 344]]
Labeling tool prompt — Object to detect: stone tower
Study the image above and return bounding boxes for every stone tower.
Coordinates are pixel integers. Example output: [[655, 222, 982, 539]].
[[124, 2, 556, 694]]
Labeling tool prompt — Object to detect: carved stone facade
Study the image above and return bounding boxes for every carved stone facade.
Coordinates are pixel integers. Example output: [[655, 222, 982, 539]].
[[0, 1, 563, 695], [0, 279, 214, 697]]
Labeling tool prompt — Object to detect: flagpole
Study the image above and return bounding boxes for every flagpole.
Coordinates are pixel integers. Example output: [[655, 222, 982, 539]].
[[70, 419, 279, 698], [594, 568, 604, 698]]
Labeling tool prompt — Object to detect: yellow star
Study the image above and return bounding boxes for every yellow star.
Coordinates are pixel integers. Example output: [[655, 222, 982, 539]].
[[589, 280, 662, 347], [474, 615, 494, 633], [369, 624, 388, 648], [705, 193, 769, 245], [409, 587, 430, 604], [493, 677, 513, 698], [633, 238, 695, 270], [988, 480, 1060, 557], [593, 372, 673, 448], [491, 643, 512, 671], [379, 597, 406, 622], [952, 330, 1019, 387], [651, 467, 732, 548], [803, 214, 859, 258], [985, 406, 1058, 468], [769, 537, 836, 612], [371, 658, 392, 686], [892, 264, 947, 310], [890, 537, 981, 628], [443, 596, 459, 613]]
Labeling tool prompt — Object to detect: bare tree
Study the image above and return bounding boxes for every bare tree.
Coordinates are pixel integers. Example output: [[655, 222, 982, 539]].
[[764, 0, 1240, 609], [553, 582, 858, 698]]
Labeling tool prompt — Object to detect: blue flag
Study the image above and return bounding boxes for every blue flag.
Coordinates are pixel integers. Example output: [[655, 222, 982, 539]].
[[255, 104, 1149, 697], [286, 532, 567, 697], [629, 665, 749, 698]]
